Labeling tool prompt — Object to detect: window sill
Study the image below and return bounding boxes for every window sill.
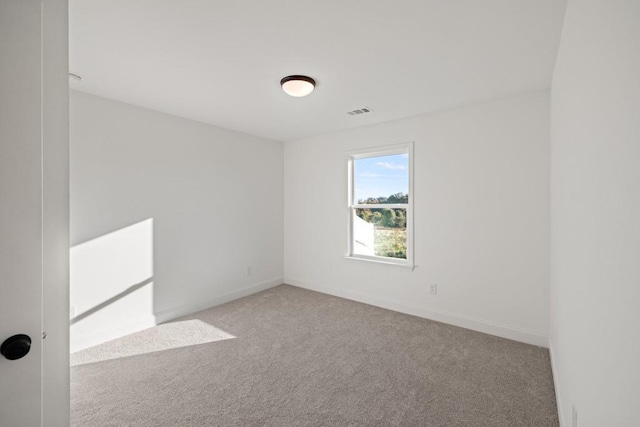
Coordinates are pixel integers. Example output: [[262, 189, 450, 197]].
[[344, 255, 416, 271]]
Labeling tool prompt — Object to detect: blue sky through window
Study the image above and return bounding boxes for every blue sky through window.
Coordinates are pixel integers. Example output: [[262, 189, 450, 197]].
[[354, 153, 408, 203]]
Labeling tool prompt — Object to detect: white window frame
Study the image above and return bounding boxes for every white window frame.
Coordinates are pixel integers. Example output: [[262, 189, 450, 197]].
[[346, 142, 414, 268]]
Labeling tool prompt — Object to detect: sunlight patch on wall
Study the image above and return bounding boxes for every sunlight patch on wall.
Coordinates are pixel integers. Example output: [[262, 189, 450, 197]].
[[70, 218, 154, 352]]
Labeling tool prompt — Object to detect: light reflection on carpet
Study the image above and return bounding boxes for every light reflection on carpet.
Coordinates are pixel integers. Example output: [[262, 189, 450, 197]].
[[71, 319, 235, 366]]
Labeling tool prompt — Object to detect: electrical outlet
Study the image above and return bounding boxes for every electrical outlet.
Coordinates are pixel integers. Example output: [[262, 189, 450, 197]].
[[246, 266, 252, 276], [429, 283, 438, 295], [572, 405, 578, 427]]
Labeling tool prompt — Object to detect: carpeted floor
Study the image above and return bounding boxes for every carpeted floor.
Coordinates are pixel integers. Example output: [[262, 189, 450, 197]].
[[71, 285, 559, 426]]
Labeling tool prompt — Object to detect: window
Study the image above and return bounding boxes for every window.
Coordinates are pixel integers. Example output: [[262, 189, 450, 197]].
[[347, 142, 414, 267]]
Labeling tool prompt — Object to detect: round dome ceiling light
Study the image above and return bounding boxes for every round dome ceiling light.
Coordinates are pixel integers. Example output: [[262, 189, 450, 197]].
[[280, 75, 315, 97]]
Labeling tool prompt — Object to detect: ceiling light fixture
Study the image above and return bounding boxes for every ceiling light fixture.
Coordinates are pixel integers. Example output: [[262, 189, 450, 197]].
[[280, 75, 315, 97]]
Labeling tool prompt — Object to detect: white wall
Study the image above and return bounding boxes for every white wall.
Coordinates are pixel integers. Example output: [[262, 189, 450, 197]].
[[550, 1, 640, 425], [285, 92, 550, 346], [70, 91, 283, 351]]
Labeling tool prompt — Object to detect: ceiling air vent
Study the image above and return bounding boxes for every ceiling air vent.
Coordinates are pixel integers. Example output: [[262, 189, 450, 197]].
[[347, 107, 373, 116]]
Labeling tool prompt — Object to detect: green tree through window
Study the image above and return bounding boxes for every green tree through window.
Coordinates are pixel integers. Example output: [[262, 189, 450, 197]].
[[348, 144, 413, 265]]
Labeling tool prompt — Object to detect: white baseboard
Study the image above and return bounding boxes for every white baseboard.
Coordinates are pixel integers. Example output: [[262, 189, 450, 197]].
[[154, 277, 283, 324], [71, 277, 283, 353], [287, 278, 549, 348], [71, 314, 157, 353], [549, 340, 565, 427]]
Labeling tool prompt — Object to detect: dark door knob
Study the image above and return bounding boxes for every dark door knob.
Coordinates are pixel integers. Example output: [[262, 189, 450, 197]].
[[1, 334, 32, 360]]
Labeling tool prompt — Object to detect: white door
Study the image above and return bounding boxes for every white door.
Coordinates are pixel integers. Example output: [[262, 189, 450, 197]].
[[0, 1, 69, 425]]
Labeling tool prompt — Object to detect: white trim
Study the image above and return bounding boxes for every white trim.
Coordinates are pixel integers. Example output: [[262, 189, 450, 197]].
[[286, 278, 549, 347], [71, 314, 157, 353], [71, 277, 283, 353], [347, 142, 414, 158], [549, 341, 565, 426], [153, 276, 283, 324], [352, 203, 408, 209], [344, 255, 416, 270], [346, 142, 414, 267]]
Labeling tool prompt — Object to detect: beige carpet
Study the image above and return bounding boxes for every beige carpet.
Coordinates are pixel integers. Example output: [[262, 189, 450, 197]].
[[71, 285, 559, 426]]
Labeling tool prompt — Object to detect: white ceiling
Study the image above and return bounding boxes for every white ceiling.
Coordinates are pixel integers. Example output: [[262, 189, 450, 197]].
[[69, 0, 567, 142]]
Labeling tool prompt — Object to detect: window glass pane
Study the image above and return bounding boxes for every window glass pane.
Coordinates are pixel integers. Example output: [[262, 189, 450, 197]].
[[352, 208, 407, 259], [353, 154, 408, 204]]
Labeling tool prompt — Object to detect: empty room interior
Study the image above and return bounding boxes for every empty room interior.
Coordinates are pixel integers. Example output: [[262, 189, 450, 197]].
[[2, 0, 639, 426]]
